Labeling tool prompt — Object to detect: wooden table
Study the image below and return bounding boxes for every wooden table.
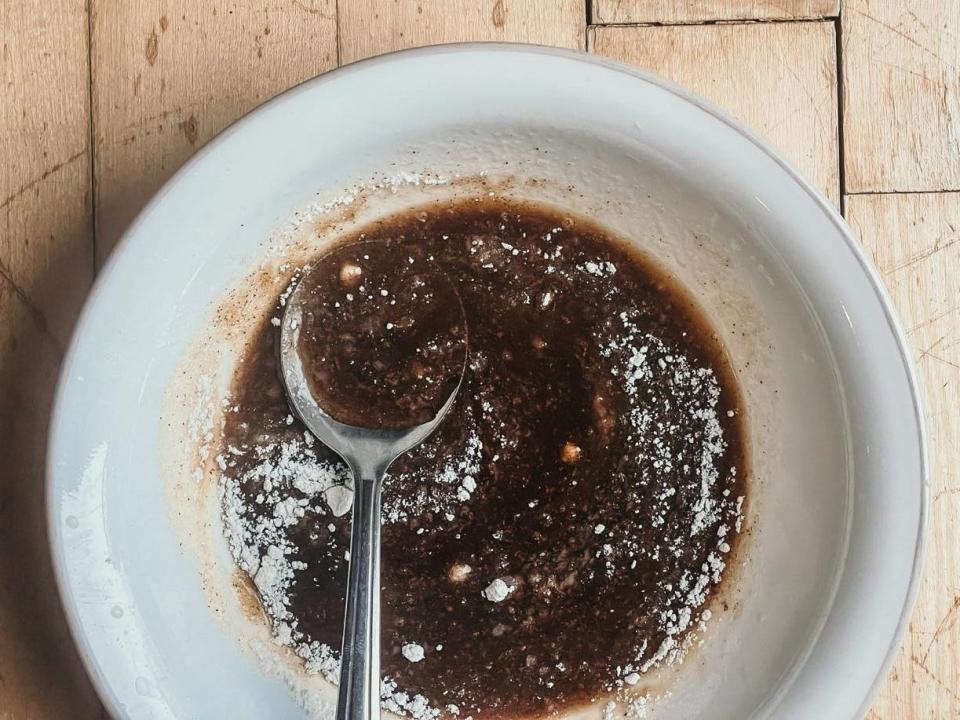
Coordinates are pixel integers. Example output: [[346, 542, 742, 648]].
[[2, 1, 957, 717]]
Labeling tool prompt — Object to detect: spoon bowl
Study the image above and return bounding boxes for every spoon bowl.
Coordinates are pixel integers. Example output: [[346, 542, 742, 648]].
[[280, 295, 464, 479]]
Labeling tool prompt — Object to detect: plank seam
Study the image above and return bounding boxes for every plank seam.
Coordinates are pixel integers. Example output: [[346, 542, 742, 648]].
[[335, 0, 342, 66], [835, 15, 847, 217], [86, 0, 98, 274], [847, 189, 960, 196], [590, 17, 839, 29]]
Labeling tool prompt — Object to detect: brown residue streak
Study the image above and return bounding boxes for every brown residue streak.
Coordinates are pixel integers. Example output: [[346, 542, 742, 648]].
[[232, 569, 266, 622], [133, 72, 142, 96], [179, 113, 199, 145], [214, 267, 277, 331], [145, 28, 159, 65], [491, 0, 506, 28], [300, 175, 568, 262], [307, 194, 369, 241]]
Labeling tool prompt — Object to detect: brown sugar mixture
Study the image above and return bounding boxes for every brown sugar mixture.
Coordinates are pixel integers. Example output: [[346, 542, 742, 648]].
[[292, 243, 467, 429], [218, 199, 747, 720]]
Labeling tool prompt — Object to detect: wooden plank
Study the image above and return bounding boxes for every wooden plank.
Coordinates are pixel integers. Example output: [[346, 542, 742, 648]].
[[593, 0, 838, 24], [589, 22, 840, 204], [1, 0, 93, 342], [847, 192, 960, 720], [91, 0, 339, 264], [843, 1, 960, 193], [338, 0, 585, 65], [0, 288, 102, 720], [0, 0, 101, 717]]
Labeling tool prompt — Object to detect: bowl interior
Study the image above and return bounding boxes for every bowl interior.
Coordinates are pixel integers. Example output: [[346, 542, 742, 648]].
[[48, 46, 924, 720]]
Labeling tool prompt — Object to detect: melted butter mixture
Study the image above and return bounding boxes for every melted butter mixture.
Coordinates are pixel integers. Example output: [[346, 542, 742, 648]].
[[295, 244, 467, 430], [219, 200, 747, 719]]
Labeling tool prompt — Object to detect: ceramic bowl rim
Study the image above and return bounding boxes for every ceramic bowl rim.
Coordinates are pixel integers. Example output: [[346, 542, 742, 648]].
[[45, 42, 929, 720]]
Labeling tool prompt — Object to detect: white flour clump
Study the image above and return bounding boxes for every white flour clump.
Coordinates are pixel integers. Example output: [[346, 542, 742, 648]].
[[220, 428, 452, 718], [265, 171, 450, 258], [325, 485, 353, 517], [385, 418, 483, 523], [594, 307, 743, 677], [220, 435, 351, 667], [482, 578, 514, 603], [381, 677, 441, 720], [402, 643, 426, 663], [601, 310, 732, 538]]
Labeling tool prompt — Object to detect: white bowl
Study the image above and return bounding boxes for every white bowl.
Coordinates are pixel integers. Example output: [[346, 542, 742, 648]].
[[48, 45, 926, 720]]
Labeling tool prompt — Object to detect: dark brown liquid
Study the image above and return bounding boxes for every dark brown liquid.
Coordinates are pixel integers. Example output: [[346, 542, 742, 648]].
[[221, 200, 747, 719], [294, 244, 466, 429]]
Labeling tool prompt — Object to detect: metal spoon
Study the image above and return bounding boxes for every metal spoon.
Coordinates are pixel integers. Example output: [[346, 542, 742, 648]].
[[279, 268, 466, 720]]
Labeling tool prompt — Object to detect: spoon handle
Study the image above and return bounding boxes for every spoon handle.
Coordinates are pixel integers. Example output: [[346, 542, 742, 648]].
[[337, 477, 383, 720]]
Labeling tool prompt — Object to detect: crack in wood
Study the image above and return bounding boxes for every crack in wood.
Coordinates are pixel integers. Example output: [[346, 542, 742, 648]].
[[0, 150, 85, 213], [0, 258, 65, 357]]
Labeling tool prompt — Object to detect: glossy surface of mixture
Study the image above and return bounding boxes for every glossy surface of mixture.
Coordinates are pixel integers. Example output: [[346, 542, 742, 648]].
[[220, 200, 747, 719], [294, 243, 467, 429]]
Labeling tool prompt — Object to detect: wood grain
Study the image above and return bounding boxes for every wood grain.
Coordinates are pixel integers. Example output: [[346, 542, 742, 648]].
[[4, 1, 960, 718], [90, 0, 338, 264], [0, 0, 101, 717], [589, 22, 840, 204], [592, 0, 839, 24], [338, 0, 585, 65], [2, 0, 93, 342], [843, 1, 960, 193], [848, 192, 960, 719]]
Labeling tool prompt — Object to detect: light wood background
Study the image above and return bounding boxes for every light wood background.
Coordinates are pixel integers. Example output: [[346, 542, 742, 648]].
[[1, 0, 957, 717]]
